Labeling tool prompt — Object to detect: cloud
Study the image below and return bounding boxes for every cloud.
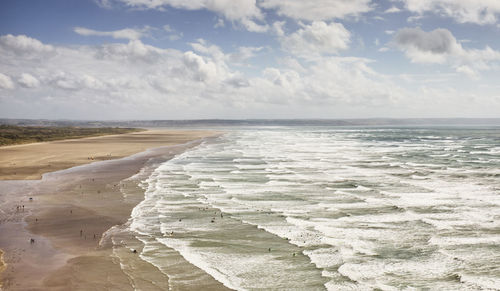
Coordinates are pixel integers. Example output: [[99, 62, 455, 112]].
[[46, 72, 107, 91], [240, 19, 268, 33], [455, 65, 478, 79], [183, 51, 218, 82], [100, 0, 375, 31], [1, 34, 497, 119], [189, 39, 226, 62], [0, 73, 15, 89], [385, 6, 401, 13], [229, 46, 263, 63], [394, 27, 500, 76], [399, 0, 500, 25], [74, 26, 149, 40], [94, 0, 113, 8], [18, 73, 40, 88], [163, 25, 183, 40], [0, 34, 243, 115], [0, 34, 53, 56], [310, 58, 401, 105], [214, 18, 225, 28], [104, 0, 268, 32], [280, 21, 350, 59], [272, 21, 286, 37], [95, 39, 169, 63], [162, 25, 174, 33], [0, 33, 396, 118], [260, 0, 373, 21], [394, 27, 459, 62], [257, 56, 404, 108]]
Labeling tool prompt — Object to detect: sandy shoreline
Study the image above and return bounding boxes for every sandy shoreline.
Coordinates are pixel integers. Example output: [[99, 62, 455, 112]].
[[0, 129, 216, 180], [0, 129, 230, 290]]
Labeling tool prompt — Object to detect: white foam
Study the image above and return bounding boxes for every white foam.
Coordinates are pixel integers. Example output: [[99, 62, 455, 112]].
[[429, 235, 500, 246], [303, 248, 342, 269], [337, 252, 460, 287], [125, 127, 500, 290], [459, 274, 500, 290], [156, 238, 245, 290]]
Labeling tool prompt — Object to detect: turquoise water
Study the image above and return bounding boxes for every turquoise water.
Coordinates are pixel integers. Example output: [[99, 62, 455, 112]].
[[129, 127, 500, 290]]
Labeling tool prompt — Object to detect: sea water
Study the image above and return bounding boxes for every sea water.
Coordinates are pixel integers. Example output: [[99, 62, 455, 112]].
[[128, 126, 500, 290]]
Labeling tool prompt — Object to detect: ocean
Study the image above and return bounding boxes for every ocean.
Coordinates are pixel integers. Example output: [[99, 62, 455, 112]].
[[127, 126, 500, 290]]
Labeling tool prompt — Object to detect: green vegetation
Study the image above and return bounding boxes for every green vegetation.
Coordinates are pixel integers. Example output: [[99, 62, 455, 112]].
[[0, 125, 143, 146]]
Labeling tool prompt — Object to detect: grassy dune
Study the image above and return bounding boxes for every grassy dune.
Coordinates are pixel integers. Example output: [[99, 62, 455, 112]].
[[0, 125, 143, 146]]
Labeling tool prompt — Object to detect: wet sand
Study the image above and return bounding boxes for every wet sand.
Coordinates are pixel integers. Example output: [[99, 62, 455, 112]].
[[0, 249, 5, 289], [0, 130, 230, 290]]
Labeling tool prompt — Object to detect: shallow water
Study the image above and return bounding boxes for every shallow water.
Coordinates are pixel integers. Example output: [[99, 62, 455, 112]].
[[129, 126, 500, 290]]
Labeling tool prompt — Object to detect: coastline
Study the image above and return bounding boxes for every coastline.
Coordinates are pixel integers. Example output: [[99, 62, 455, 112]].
[[0, 129, 229, 290], [0, 129, 216, 180]]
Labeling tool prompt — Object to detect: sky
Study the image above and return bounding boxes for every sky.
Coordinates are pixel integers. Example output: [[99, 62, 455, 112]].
[[1, 0, 500, 120]]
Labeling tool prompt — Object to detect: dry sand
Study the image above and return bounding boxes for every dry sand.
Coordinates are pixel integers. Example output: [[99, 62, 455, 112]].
[[0, 130, 216, 180], [0, 129, 231, 290]]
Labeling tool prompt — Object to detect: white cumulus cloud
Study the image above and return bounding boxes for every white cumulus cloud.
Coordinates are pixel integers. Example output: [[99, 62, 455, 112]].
[[385, 6, 401, 13], [74, 26, 149, 40], [183, 51, 219, 82], [260, 0, 373, 21], [102, 0, 268, 32], [399, 0, 500, 25], [0, 73, 15, 90], [18, 73, 40, 88], [394, 27, 460, 63], [1, 33, 497, 119], [229, 46, 263, 62], [0, 34, 53, 56], [394, 27, 500, 76], [280, 21, 351, 59]]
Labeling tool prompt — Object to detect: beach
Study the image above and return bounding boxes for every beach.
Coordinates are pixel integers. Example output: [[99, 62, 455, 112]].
[[0, 129, 228, 290], [0, 129, 216, 180], [1, 126, 499, 290]]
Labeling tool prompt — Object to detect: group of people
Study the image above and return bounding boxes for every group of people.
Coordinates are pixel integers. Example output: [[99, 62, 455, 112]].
[[16, 197, 34, 212], [80, 229, 99, 240]]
